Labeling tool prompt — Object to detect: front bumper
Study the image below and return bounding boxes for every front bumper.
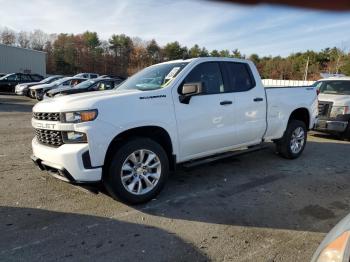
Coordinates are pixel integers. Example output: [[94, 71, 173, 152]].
[[315, 119, 348, 133], [31, 138, 102, 183], [15, 86, 28, 96]]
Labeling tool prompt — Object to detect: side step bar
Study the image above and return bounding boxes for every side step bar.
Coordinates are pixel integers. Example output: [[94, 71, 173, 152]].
[[182, 143, 269, 169]]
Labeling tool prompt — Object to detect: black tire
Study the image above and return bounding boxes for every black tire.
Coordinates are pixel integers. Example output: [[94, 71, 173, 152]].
[[104, 138, 169, 204], [275, 120, 307, 159]]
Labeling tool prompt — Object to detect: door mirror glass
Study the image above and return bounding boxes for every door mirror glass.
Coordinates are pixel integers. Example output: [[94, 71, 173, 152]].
[[179, 82, 202, 104]]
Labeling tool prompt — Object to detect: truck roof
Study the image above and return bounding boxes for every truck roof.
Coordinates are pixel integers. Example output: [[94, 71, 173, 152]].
[[319, 76, 350, 81], [159, 57, 250, 65]]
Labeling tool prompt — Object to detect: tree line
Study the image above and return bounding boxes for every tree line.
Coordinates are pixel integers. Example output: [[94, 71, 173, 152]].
[[1, 27, 349, 79]]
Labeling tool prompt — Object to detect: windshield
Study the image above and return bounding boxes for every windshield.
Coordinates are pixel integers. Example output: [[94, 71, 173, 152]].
[[74, 79, 96, 89], [51, 77, 71, 86], [319, 80, 350, 95], [118, 62, 189, 91], [40, 76, 60, 84], [0, 74, 12, 80]]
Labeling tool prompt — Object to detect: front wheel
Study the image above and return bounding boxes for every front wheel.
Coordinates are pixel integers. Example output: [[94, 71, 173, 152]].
[[275, 120, 307, 159], [104, 138, 169, 204]]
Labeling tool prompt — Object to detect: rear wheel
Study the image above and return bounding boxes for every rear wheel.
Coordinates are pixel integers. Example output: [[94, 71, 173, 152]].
[[104, 138, 169, 204], [276, 120, 307, 159]]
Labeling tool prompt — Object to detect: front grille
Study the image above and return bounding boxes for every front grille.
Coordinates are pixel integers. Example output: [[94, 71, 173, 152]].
[[33, 112, 60, 121], [318, 101, 333, 117], [35, 129, 63, 147]]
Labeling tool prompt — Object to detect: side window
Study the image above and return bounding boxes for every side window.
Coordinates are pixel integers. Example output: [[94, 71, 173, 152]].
[[91, 74, 98, 79], [30, 75, 41, 81], [183, 62, 224, 94], [21, 74, 32, 81], [98, 83, 106, 90], [104, 81, 113, 89], [224, 62, 255, 92], [6, 74, 17, 81], [88, 83, 98, 90], [98, 81, 112, 90]]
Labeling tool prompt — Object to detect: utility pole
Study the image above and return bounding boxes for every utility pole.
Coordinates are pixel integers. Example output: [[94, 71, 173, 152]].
[[303, 56, 309, 81]]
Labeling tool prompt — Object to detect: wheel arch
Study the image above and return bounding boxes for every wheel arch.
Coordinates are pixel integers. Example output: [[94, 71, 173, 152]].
[[288, 107, 310, 129], [103, 125, 176, 176]]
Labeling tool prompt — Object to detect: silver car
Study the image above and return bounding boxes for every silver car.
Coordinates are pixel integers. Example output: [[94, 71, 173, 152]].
[[312, 213, 350, 261]]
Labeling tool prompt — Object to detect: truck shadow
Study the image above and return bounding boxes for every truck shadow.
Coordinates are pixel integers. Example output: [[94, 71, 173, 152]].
[[310, 132, 344, 141], [133, 139, 350, 234], [0, 206, 207, 262], [0, 95, 35, 112]]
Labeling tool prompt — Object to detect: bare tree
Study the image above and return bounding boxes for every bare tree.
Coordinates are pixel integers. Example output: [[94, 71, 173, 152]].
[[17, 31, 30, 48], [335, 43, 348, 74], [0, 27, 16, 45], [30, 29, 48, 50]]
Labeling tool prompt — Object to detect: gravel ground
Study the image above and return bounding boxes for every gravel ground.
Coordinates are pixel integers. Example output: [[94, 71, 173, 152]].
[[1, 94, 350, 262]]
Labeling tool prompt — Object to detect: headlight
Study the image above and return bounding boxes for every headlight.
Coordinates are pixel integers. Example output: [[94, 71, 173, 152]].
[[316, 231, 350, 262], [16, 84, 26, 91], [62, 131, 87, 143], [61, 110, 98, 123], [330, 106, 349, 118]]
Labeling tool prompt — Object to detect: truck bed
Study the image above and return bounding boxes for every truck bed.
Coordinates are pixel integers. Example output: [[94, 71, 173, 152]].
[[263, 86, 318, 141]]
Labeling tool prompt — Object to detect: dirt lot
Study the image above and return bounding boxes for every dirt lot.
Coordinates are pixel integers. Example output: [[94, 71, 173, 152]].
[[1, 94, 350, 262]]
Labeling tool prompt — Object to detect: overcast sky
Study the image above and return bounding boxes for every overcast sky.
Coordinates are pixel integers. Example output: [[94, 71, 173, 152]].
[[0, 0, 350, 56]]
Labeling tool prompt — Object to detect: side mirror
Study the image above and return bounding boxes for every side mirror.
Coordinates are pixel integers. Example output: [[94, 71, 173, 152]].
[[179, 82, 202, 104]]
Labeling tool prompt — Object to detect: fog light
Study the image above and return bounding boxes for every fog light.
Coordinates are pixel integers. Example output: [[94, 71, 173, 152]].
[[62, 131, 87, 143]]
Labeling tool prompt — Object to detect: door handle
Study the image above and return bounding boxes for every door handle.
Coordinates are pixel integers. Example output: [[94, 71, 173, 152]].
[[253, 97, 264, 102], [220, 100, 232, 105]]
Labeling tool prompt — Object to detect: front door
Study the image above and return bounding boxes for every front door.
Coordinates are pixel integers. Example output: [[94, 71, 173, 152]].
[[173, 62, 237, 161]]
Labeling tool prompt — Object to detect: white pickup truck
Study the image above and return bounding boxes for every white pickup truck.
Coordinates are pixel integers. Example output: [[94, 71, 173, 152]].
[[314, 77, 350, 139], [31, 57, 318, 204]]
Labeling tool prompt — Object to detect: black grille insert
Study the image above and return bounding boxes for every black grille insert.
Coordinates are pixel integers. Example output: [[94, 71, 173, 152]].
[[35, 129, 63, 147], [33, 112, 60, 121]]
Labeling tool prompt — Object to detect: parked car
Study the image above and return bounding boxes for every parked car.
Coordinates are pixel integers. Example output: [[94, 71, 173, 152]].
[[312, 213, 350, 262], [314, 77, 350, 139], [30, 74, 44, 82], [29, 77, 87, 100], [74, 73, 99, 79], [15, 75, 63, 96], [45, 77, 124, 98], [0, 73, 44, 93], [99, 75, 126, 79], [31, 57, 318, 204]]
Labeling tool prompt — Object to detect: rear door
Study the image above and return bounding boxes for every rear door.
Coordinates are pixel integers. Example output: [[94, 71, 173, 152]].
[[221, 62, 266, 145]]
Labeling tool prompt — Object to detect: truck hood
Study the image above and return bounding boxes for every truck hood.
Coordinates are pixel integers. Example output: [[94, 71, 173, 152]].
[[318, 93, 350, 107], [33, 89, 140, 112]]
